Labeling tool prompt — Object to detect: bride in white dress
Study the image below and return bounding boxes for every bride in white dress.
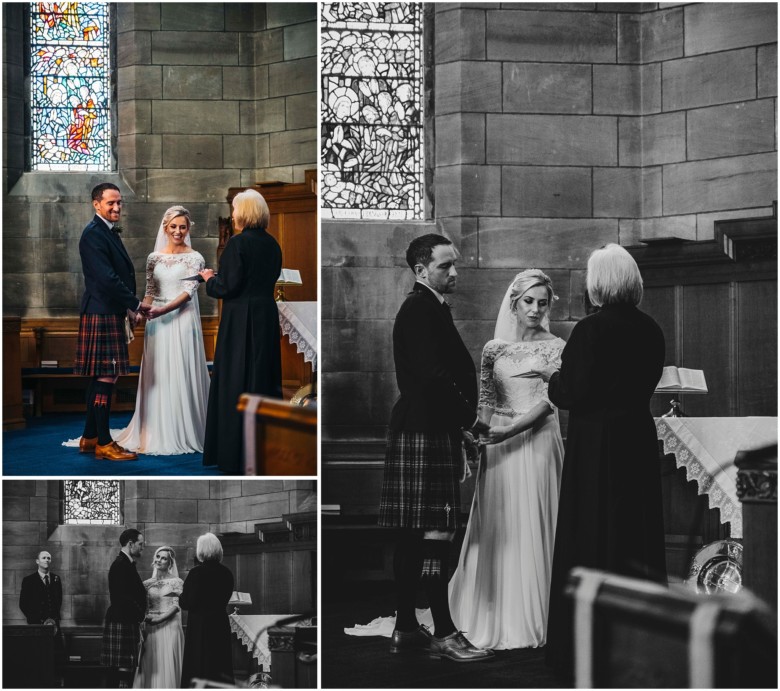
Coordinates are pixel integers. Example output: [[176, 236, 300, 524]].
[[113, 206, 210, 455], [448, 269, 565, 649], [134, 546, 184, 689]]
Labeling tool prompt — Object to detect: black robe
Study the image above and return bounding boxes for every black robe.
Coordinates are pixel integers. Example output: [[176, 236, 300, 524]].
[[203, 226, 282, 474], [180, 561, 234, 688], [545, 303, 667, 675]]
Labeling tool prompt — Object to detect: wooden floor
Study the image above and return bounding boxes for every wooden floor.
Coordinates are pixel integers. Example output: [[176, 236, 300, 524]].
[[321, 581, 568, 689]]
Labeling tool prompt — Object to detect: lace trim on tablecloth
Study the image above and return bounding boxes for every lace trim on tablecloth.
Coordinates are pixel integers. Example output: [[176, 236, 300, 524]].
[[229, 615, 271, 667], [279, 318, 317, 368], [656, 419, 741, 538]]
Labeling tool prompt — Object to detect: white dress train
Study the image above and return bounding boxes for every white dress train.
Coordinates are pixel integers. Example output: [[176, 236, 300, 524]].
[[113, 251, 210, 455], [448, 337, 565, 649], [134, 577, 184, 689]]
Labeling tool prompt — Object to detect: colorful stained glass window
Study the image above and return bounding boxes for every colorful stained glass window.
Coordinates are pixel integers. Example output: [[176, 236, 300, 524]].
[[30, 2, 112, 171], [321, 2, 424, 220], [63, 480, 120, 524]]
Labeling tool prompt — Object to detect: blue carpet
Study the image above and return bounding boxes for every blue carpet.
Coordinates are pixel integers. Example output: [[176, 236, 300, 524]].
[[3, 413, 222, 476]]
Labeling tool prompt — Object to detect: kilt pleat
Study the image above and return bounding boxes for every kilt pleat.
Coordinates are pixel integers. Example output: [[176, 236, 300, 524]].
[[100, 620, 140, 669], [378, 430, 462, 530], [74, 313, 129, 377]]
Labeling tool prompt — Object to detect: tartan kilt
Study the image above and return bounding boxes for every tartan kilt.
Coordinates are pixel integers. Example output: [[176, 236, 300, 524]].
[[378, 429, 462, 530], [74, 313, 129, 377], [100, 620, 140, 669]]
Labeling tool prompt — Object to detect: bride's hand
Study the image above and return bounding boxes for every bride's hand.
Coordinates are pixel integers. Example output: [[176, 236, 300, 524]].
[[147, 306, 166, 320], [520, 366, 558, 382], [481, 425, 514, 445]]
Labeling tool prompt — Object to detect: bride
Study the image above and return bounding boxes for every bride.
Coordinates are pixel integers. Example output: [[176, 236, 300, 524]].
[[449, 269, 565, 649], [113, 205, 210, 455], [134, 546, 184, 689]]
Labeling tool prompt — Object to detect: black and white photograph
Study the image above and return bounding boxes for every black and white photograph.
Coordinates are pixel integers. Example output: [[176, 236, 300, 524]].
[[320, 2, 778, 688], [3, 479, 317, 688], [3, 2, 318, 477]]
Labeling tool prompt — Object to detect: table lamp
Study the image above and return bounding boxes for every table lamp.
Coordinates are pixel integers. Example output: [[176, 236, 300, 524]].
[[276, 268, 302, 302]]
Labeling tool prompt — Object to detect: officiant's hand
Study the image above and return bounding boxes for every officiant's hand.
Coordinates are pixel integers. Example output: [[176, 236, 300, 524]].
[[199, 268, 215, 282]]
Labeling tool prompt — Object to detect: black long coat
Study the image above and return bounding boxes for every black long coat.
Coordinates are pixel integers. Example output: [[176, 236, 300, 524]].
[[389, 283, 478, 433], [545, 303, 667, 674], [203, 226, 282, 474], [19, 572, 63, 624], [180, 561, 234, 688]]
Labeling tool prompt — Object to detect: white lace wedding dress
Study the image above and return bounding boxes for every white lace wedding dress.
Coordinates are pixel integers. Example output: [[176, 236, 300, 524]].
[[448, 337, 565, 649], [134, 577, 184, 689], [113, 251, 210, 454]]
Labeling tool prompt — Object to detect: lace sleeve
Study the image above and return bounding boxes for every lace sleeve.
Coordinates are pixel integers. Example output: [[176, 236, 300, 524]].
[[144, 254, 158, 299], [478, 340, 501, 410], [181, 253, 204, 298], [541, 340, 565, 411]]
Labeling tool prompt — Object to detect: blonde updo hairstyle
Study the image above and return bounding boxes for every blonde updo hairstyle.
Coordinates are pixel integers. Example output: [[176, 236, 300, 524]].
[[586, 243, 643, 307], [508, 269, 558, 314], [232, 189, 270, 231], [162, 205, 193, 232]]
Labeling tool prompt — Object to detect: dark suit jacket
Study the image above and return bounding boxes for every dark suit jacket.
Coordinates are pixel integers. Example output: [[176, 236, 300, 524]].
[[79, 214, 139, 315], [104, 553, 146, 624], [19, 572, 62, 624], [389, 283, 478, 433]]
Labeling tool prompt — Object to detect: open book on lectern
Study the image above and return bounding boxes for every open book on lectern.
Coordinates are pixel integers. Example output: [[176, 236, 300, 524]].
[[655, 366, 708, 393]]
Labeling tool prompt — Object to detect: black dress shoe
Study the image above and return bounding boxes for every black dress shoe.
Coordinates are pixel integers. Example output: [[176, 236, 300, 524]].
[[389, 624, 432, 654], [429, 631, 495, 662]]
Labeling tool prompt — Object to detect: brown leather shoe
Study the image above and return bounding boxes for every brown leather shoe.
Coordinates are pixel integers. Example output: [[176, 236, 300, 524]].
[[79, 436, 98, 453], [95, 441, 138, 461], [429, 631, 494, 662], [390, 624, 432, 654]]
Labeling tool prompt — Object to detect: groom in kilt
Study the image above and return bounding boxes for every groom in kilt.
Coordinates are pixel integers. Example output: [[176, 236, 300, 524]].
[[101, 529, 147, 688], [75, 183, 150, 461], [378, 234, 493, 663]]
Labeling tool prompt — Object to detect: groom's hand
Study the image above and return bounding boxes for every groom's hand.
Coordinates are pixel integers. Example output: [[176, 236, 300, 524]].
[[137, 302, 152, 314], [471, 419, 490, 435]]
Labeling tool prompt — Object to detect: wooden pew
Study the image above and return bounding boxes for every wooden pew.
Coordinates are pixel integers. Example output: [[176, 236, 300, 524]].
[[239, 395, 317, 476], [3, 624, 57, 688]]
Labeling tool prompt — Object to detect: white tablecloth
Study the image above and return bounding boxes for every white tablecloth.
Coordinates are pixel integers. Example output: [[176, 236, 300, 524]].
[[655, 417, 778, 538], [229, 613, 309, 671], [278, 301, 317, 370]]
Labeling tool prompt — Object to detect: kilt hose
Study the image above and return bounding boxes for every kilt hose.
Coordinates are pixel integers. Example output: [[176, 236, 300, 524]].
[[74, 313, 129, 377], [379, 429, 463, 531], [100, 620, 140, 670]]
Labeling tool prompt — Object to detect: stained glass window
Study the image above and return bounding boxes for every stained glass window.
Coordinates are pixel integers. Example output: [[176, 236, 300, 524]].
[[63, 480, 120, 524], [30, 2, 112, 171], [321, 2, 424, 220]]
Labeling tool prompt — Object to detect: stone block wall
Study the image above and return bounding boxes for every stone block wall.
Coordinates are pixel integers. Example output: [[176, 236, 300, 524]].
[[322, 2, 777, 442], [3, 2, 316, 318], [2, 480, 315, 626]]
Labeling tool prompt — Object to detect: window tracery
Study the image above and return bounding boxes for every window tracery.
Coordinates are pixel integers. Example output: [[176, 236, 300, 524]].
[[321, 2, 424, 220], [30, 2, 112, 171], [63, 480, 120, 524]]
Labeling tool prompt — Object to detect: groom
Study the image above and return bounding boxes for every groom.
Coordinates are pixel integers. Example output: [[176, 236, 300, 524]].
[[75, 183, 150, 461], [100, 528, 147, 688], [378, 234, 493, 663]]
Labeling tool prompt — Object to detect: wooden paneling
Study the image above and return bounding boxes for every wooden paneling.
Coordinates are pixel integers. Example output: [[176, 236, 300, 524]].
[[3, 317, 25, 429], [681, 282, 732, 416], [737, 280, 778, 414], [631, 214, 777, 417]]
